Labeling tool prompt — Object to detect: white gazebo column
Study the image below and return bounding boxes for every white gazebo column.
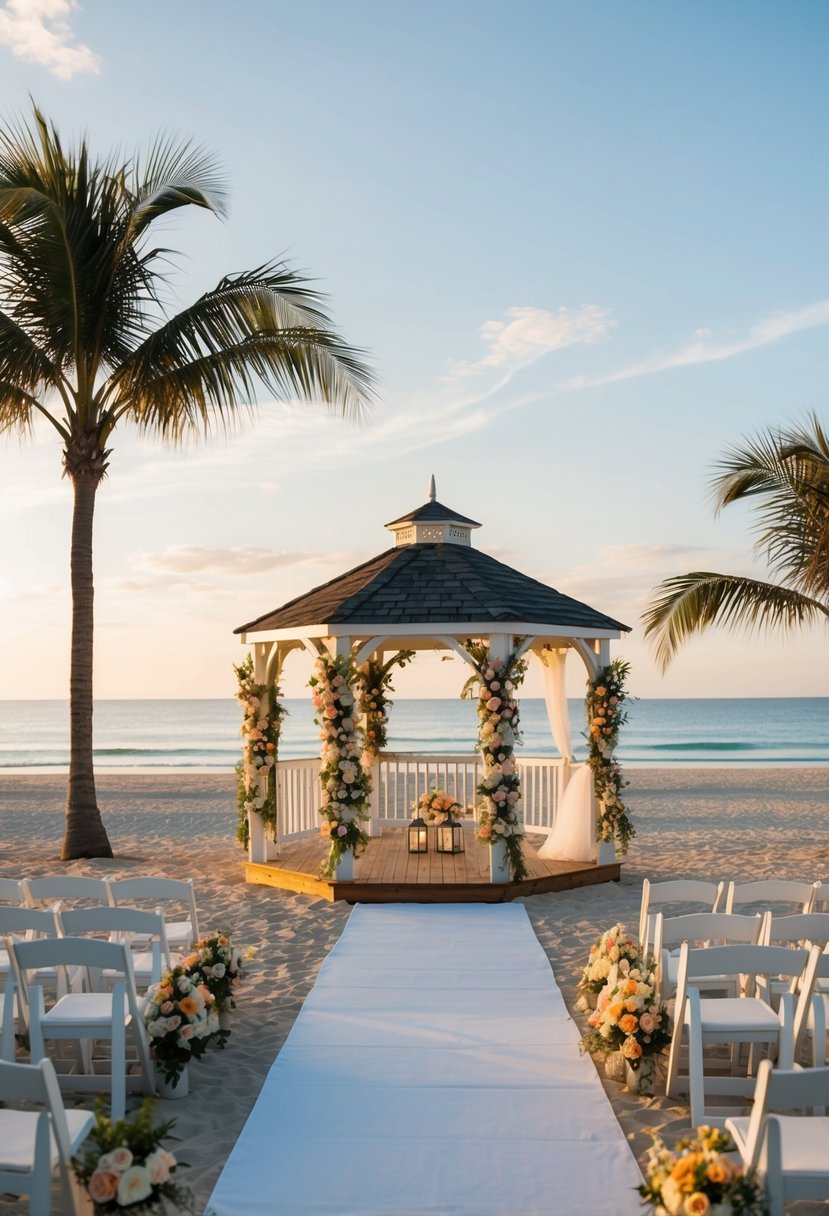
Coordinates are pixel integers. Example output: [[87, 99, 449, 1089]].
[[327, 636, 357, 880]]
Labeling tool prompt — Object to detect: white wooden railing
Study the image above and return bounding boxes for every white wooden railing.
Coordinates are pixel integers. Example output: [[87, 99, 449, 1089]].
[[268, 752, 573, 849]]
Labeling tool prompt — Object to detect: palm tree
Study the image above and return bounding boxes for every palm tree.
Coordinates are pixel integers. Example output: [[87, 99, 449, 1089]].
[[0, 107, 374, 860], [643, 416, 829, 670]]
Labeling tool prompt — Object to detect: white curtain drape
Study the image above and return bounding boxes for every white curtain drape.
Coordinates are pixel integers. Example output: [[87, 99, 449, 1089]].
[[539, 647, 572, 759], [537, 763, 595, 862]]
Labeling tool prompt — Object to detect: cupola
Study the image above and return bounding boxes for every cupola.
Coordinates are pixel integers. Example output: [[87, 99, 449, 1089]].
[[384, 475, 482, 548]]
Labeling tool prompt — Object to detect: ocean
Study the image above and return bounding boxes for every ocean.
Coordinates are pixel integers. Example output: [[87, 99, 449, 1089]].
[[1, 697, 828, 773]]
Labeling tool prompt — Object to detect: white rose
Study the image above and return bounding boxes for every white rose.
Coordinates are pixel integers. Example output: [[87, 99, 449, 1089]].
[[116, 1165, 153, 1206], [144, 1149, 171, 1184]]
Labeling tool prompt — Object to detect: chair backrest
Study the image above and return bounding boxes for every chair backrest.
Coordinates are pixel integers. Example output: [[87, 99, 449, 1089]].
[[107, 876, 199, 940], [813, 882, 829, 911], [740, 1058, 829, 1176], [763, 912, 829, 948], [0, 1056, 76, 1208], [0, 906, 61, 938], [0, 879, 24, 905], [638, 879, 723, 952], [58, 906, 172, 973], [22, 876, 111, 909], [724, 879, 817, 914], [0, 977, 16, 1061], [655, 910, 763, 952], [12, 935, 139, 1010]]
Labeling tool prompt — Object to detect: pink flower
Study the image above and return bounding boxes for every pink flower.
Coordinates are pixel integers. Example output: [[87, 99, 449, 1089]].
[[98, 1147, 133, 1173], [87, 1171, 119, 1203]]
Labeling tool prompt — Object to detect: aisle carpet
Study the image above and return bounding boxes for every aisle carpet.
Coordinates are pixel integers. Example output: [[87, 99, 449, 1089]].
[[205, 903, 643, 1216]]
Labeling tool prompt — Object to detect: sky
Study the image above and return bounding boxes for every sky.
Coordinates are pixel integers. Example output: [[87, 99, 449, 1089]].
[[1, 0, 828, 701]]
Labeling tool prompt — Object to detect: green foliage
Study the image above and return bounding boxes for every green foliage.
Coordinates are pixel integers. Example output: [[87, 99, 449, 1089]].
[[586, 660, 635, 854], [644, 415, 829, 669], [464, 640, 528, 882], [234, 654, 286, 843], [310, 653, 371, 877], [73, 1099, 194, 1213], [358, 649, 415, 761]]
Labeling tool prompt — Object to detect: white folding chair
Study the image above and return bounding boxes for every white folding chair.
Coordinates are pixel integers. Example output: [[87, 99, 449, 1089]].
[[761, 911, 829, 949], [22, 876, 111, 910], [108, 876, 200, 949], [813, 881, 829, 911], [803, 952, 829, 1067], [725, 1059, 829, 1216], [0, 976, 17, 1060], [0, 906, 63, 1021], [58, 905, 178, 990], [12, 936, 153, 1120], [666, 941, 821, 1127], [652, 910, 763, 998], [724, 879, 818, 915], [0, 1056, 94, 1215], [638, 878, 724, 956], [0, 878, 25, 905]]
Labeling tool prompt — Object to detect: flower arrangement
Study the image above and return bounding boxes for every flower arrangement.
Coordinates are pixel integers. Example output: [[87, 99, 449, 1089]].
[[72, 1100, 193, 1213], [582, 954, 670, 1068], [464, 641, 528, 882], [234, 654, 287, 846], [586, 659, 635, 853], [358, 650, 414, 766], [637, 1126, 767, 1215], [310, 652, 371, 877], [413, 788, 465, 823], [181, 931, 254, 1014], [577, 923, 641, 1005], [143, 961, 224, 1087]]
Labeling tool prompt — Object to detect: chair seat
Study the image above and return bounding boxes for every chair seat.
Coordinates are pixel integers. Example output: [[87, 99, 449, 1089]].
[[0, 1107, 94, 1170], [727, 1114, 829, 1177], [686, 996, 780, 1034], [42, 993, 120, 1028]]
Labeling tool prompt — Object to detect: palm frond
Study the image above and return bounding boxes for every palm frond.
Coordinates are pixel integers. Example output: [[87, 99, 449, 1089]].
[[642, 571, 829, 671], [129, 136, 228, 235]]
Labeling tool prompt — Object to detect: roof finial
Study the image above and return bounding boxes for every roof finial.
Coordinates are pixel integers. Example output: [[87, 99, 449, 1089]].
[[428, 473, 436, 502]]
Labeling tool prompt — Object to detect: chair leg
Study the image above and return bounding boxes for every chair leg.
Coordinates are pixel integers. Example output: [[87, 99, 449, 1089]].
[[111, 983, 126, 1121], [687, 994, 706, 1126], [28, 986, 46, 1064], [30, 1111, 52, 1214]]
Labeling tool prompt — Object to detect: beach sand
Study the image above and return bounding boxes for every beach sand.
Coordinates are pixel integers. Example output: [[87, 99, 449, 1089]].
[[1, 767, 828, 1214]]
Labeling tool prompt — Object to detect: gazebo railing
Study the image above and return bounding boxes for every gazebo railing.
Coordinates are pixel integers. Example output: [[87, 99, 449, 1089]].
[[271, 752, 572, 846]]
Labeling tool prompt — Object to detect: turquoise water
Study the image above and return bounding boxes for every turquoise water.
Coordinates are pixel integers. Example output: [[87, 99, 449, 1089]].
[[1, 697, 828, 771]]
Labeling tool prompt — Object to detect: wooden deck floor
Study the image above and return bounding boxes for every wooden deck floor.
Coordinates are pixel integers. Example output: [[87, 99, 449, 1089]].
[[245, 827, 620, 903]]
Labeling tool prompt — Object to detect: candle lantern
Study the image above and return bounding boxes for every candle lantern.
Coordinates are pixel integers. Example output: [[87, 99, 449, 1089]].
[[435, 815, 465, 854], [407, 815, 429, 853]]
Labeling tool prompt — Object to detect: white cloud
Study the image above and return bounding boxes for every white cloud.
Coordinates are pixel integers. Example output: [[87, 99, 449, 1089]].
[[567, 299, 829, 391], [450, 304, 613, 379], [0, 0, 100, 79]]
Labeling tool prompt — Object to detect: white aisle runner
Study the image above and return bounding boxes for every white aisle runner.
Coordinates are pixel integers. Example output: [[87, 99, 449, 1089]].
[[206, 903, 643, 1216]]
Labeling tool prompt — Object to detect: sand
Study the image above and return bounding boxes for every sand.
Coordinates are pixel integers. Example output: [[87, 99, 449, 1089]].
[[1, 767, 828, 1214]]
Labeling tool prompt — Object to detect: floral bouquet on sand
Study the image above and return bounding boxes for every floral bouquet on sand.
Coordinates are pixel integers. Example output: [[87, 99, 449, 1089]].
[[577, 923, 640, 1009], [581, 955, 670, 1069], [72, 1099, 193, 1213], [413, 788, 465, 824], [637, 1126, 767, 1215], [143, 961, 224, 1087], [182, 931, 255, 1014]]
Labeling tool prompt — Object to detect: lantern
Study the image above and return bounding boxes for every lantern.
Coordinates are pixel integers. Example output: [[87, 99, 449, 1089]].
[[407, 815, 428, 853], [435, 815, 464, 854]]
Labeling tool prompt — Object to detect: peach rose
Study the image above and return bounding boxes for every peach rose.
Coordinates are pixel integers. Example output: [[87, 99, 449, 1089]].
[[683, 1194, 710, 1216], [87, 1171, 119, 1203]]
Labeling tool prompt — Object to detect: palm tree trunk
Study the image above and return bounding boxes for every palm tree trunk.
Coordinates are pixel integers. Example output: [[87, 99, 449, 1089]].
[[62, 469, 113, 859]]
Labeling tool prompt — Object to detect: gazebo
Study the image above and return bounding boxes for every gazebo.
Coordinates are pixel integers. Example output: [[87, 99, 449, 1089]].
[[234, 479, 630, 902]]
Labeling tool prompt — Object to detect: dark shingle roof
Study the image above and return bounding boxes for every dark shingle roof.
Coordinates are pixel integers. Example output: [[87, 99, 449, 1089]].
[[235, 544, 629, 634], [384, 498, 481, 528]]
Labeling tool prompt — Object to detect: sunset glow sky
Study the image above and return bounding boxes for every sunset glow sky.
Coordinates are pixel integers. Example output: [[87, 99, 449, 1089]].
[[1, 1, 828, 701]]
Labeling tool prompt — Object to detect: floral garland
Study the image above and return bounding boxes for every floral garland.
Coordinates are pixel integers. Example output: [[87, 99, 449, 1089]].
[[464, 641, 528, 882], [586, 659, 635, 854], [358, 649, 414, 767], [234, 655, 286, 847], [310, 653, 371, 877]]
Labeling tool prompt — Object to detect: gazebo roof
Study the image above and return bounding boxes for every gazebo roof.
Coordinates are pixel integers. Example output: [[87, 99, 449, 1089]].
[[234, 541, 629, 635], [384, 498, 481, 529]]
